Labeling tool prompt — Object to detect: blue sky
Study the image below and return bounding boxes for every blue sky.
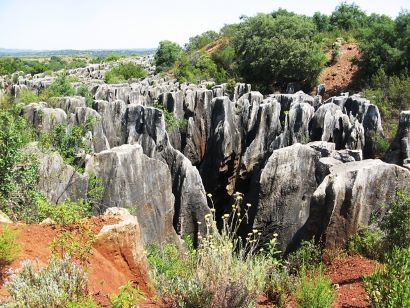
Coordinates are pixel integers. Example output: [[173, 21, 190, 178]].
[[0, 0, 408, 50]]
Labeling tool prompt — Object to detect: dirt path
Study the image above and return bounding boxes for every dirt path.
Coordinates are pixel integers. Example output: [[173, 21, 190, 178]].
[[326, 255, 377, 308]]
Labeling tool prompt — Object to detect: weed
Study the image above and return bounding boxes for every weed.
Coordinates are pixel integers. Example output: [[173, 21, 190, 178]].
[[0, 226, 21, 263]]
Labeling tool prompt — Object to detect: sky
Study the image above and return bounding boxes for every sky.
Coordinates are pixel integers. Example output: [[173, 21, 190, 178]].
[[0, 0, 409, 50]]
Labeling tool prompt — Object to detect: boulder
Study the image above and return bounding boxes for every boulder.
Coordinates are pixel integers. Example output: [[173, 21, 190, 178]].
[[22, 103, 67, 133], [251, 143, 322, 252], [0, 210, 12, 223], [200, 96, 241, 203], [70, 107, 110, 153], [53, 96, 86, 114], [124, 105, 209, 238], [385, 111, 410, 165], [38, 151, 88, 204], [85, 144, 178, 244], [93, 100, 127, 148], [307, 160, 410, 249]]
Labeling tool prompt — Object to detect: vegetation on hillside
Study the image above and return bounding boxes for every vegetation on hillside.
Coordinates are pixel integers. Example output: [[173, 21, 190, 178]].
[[105, 62, 147, 84], [153, 2, 410, 121]]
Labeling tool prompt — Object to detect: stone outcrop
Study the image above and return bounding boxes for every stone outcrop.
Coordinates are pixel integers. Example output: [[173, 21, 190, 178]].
[[250, 144, 322, 252], [385, 111, 410, 165], [305, 160, 410, 249], [22, 102, 67, 133], [85, 144, 178, 244], [37, 151, 88, 204], [123, 105, 210, 237]]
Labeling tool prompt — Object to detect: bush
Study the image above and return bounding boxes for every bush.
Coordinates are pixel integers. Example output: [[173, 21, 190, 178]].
[[364, 246, 410, 307], [372, 133, 390, 158], [287, 239, 322, 273], [154, 40, 184, 73], [347, 227, 384, 260], [17, 89, 39, 105], [362, 69, 410, 115], [50, 222, 96, 266], [296, 268, 334, 308], [36, 198, 92, 225], [104, 54, 124, 62], [105, 63, 147, 84], [233, 12, 326, 92], [0, 226, 21, 263], [146, 240, 197, 300], [39, 117, 96, 170], [153, 103, 188, 132], [359, 12, 410, 78], [347, 192, 409, 261], [329, 2, 368, 31], [76, 84, 93, 107], [175, 53, 229, 84], [0, 111, 30, 196], [110, 281, 144, 308], [267, 265, 298, 307], [185, 31, 219, 52], [40, 74, 75, 101], [148, 194, 269, 308], [86, 174, 105, 213], [5, 257, 88, 308], [380, 191, 410, 250]]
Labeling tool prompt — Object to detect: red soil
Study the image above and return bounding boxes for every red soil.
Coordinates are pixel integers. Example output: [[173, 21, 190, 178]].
[[0, 216, 152, 306], [317, 43, 361, 98], [326, 255, 377, 308]]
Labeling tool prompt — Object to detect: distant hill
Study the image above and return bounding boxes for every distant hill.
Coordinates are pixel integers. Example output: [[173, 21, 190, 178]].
[[0, 48, 155, 57]]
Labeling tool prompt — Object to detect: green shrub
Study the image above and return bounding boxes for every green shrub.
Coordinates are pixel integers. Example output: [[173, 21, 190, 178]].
[[212, 44, 236, 72], [50, 223, 96, 266], [110, 281, 144, 308], [0, 226, 21, 263], [364, 246, 410, 307], [233, 12, 326, 92], [362, 70, 410, 118], [329, 2, 367, 31], [330, 38, 342, 63], [86, 174, 105, 213], [296, 268, 334, 308], [104, 54, 124, 62], [175, 53, 229, 84], [105, 63, 147, 84], [347, 227, 384, 260], [153, 103, 188, 132], [40, 74, 75, 101], [287, 239, 322, 273], [66, 297, 96, 308], [373, 133, 390, 158], [347, 192, 409, 261], [17, 89, 39, 105], [0, 111, 30, 196], [148, 194, 269, 308], [37, 198, 92, 225], [154, 40, 184, 72], [185, 31, 219, 52], [39, 117, 95, 170], [76, 84, 93, 107], [359, 12, 410, 78], [380, 191, 410, 251], [5, 257, 88, 307], [267, 265, 298, 307]]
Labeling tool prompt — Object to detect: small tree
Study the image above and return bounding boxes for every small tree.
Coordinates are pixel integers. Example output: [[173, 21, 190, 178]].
[[233, 12, 326, 92], [154, 40, 183, 73]]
